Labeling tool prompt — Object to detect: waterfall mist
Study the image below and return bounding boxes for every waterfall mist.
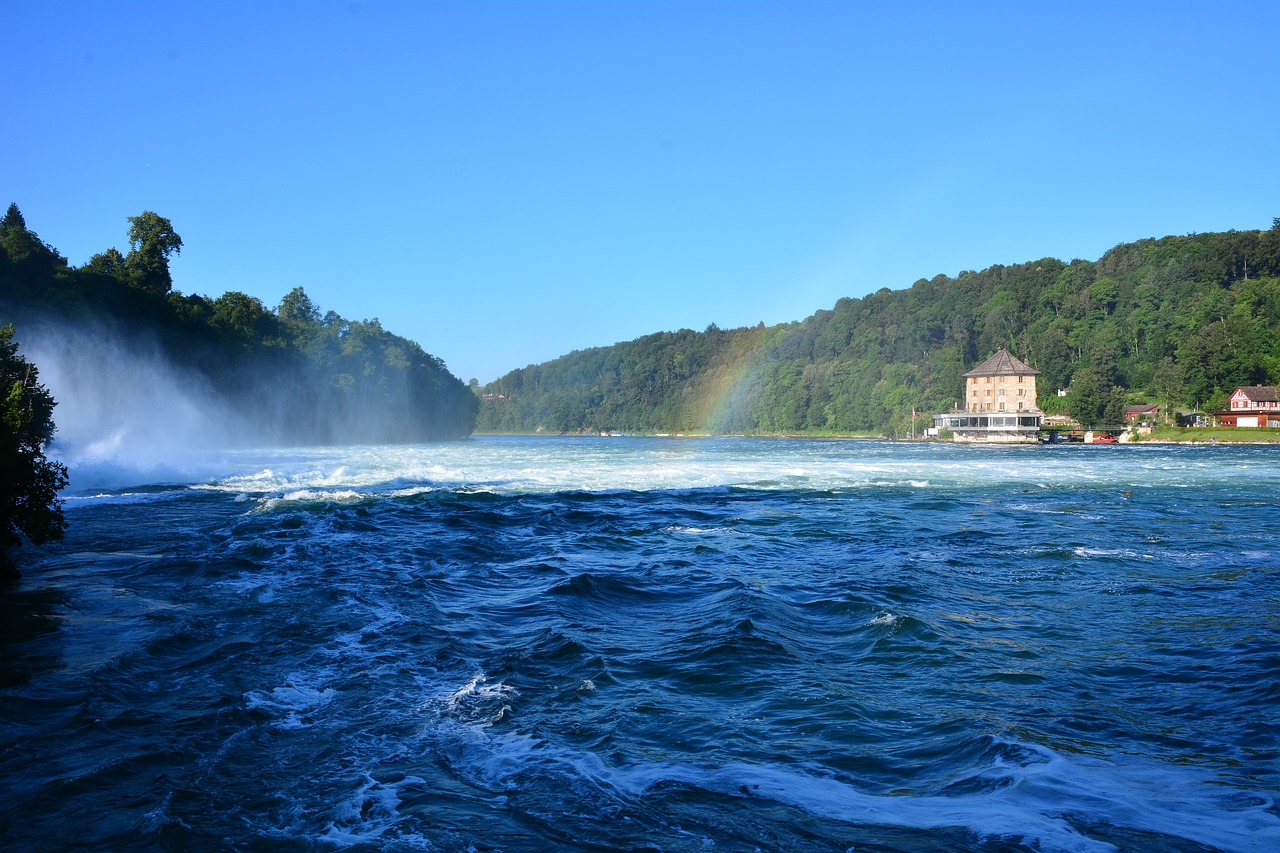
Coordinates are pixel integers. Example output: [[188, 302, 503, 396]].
[[18, 320, 261, 488], [11, 308, 475, 490]]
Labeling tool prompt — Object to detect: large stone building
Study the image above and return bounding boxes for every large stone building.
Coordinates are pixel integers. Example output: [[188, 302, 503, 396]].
[[933, 348, 1043, 443]]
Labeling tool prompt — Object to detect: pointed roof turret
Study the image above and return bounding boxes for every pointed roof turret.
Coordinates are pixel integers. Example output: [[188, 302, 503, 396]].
[[962, 347, 1038, 378]]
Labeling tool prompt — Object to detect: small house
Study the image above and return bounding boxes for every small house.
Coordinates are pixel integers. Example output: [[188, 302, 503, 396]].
[[1124, 404, 1160, 424], [1218, 385, 1280, 428]]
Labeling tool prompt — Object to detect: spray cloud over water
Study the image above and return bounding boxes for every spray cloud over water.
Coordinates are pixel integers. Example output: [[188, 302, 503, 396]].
[[12, 290, 480, 489], [20, 319, 265, 488]]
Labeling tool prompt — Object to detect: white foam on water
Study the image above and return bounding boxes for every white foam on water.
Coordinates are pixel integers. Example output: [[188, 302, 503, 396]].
[[54, 435, 1273, 501], [278, 489, 366, 504], [418, 715, 1279, 853], [433, 673, 519, 728], [601, 760, 1115, 853], [63, 489, 191, 506], [663, 524, 742, 537], [1072, 547, 1155, 560], [320, 773, 433, 848], [677, 748, 1278, 853], [244, 682, 338, 729]]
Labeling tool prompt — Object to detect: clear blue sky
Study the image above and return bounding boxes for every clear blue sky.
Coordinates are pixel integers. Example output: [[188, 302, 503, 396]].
[[6, 1, 1278, 383]]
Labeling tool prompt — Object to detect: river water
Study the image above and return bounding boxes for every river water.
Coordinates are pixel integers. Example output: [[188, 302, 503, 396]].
[[2, 437, 1277, 851]]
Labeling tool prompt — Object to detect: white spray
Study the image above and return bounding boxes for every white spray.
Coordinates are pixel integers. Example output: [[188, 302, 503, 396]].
[[17, 319, 252, 488]]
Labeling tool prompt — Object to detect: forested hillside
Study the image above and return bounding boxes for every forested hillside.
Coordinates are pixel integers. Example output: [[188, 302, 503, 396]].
[[479, 224, 1280, 435], [0, 204, 477, 444]]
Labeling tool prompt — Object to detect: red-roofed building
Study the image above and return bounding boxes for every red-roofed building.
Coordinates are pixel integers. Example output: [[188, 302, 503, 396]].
[[1218, 385, 1280, 427], [1124, 404, 1160, 423]]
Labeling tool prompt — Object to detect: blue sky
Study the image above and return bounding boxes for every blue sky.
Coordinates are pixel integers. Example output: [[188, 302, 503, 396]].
[[6, 1, 1279, 383]]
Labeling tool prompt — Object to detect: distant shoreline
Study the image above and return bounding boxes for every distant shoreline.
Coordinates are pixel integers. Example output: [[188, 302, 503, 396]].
[[471, 431, 885, 440], [471, 430, 1280, 446]]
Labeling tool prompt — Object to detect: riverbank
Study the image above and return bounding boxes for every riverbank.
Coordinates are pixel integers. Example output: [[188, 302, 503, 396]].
[[1130, 426, 1280, 444], [471, 427, 1280, 445]]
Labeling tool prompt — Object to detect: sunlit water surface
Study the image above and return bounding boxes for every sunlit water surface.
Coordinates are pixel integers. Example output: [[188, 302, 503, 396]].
[[2, 436, 1278, 851]]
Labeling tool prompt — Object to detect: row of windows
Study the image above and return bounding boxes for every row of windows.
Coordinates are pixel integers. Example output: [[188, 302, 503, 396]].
[[977, 375, 1027, 384], [970, 389, 1028, 397], [942, 414, 1041, 426]]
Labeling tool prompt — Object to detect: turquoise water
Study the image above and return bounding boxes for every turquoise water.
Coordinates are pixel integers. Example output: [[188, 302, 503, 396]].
[[2, 437, 1278, 851]]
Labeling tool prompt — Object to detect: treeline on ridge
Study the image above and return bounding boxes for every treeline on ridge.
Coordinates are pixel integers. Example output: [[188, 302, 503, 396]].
[[0, 204, 477, 444], [479, 223, 1280, 435]]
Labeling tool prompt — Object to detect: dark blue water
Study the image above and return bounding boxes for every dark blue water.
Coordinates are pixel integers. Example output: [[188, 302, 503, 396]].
[[2, 438, 1278, 851]]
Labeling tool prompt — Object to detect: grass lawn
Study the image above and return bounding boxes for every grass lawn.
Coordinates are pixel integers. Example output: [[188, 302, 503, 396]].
[[1134, 426, 1280, 443]]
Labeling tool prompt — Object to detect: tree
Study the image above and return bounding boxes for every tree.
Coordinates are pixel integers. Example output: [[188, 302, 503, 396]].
[[83, 247, 127, 278], [277, 286, 323, 350], [1034, 325, 1073, 393], [0, 325, 69, 581], [1152, 357, 1183, 422], [211, 291, 277, 346], [1067, 367, 1104, 426], [1, 202, 67, 279], [278, 286, 321, 326], [1102, 385, 1127, 426], [1, 203, 26, 234], [1088, 277, 1121, 315], [1088, 328, 1121, 388], [2, 207, 477, 444], [125, 211, 183, 295]]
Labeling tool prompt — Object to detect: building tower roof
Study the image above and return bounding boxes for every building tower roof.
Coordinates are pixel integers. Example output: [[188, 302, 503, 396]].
[[962, 347, 1039, 378]]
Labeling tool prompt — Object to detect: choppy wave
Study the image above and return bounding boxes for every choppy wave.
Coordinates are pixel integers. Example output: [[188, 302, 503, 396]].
[[4, 437, 1279, 850], [56, 434, 1280, 503]]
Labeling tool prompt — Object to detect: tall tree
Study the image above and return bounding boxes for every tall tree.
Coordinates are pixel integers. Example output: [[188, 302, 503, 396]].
[[1, 203, 66, 281], [1, 203, 26, 234], [277, 286, 322, 350], [1066, 367, 1104, 426], [1153, 357, 1184, 422], [0, 325, 69, 581], [125, 211, 183, 295]]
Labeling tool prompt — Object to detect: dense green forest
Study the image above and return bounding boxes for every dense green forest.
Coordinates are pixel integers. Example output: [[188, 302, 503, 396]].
[[0, 204, 477, 444], [479, 224, 1280, 435]]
